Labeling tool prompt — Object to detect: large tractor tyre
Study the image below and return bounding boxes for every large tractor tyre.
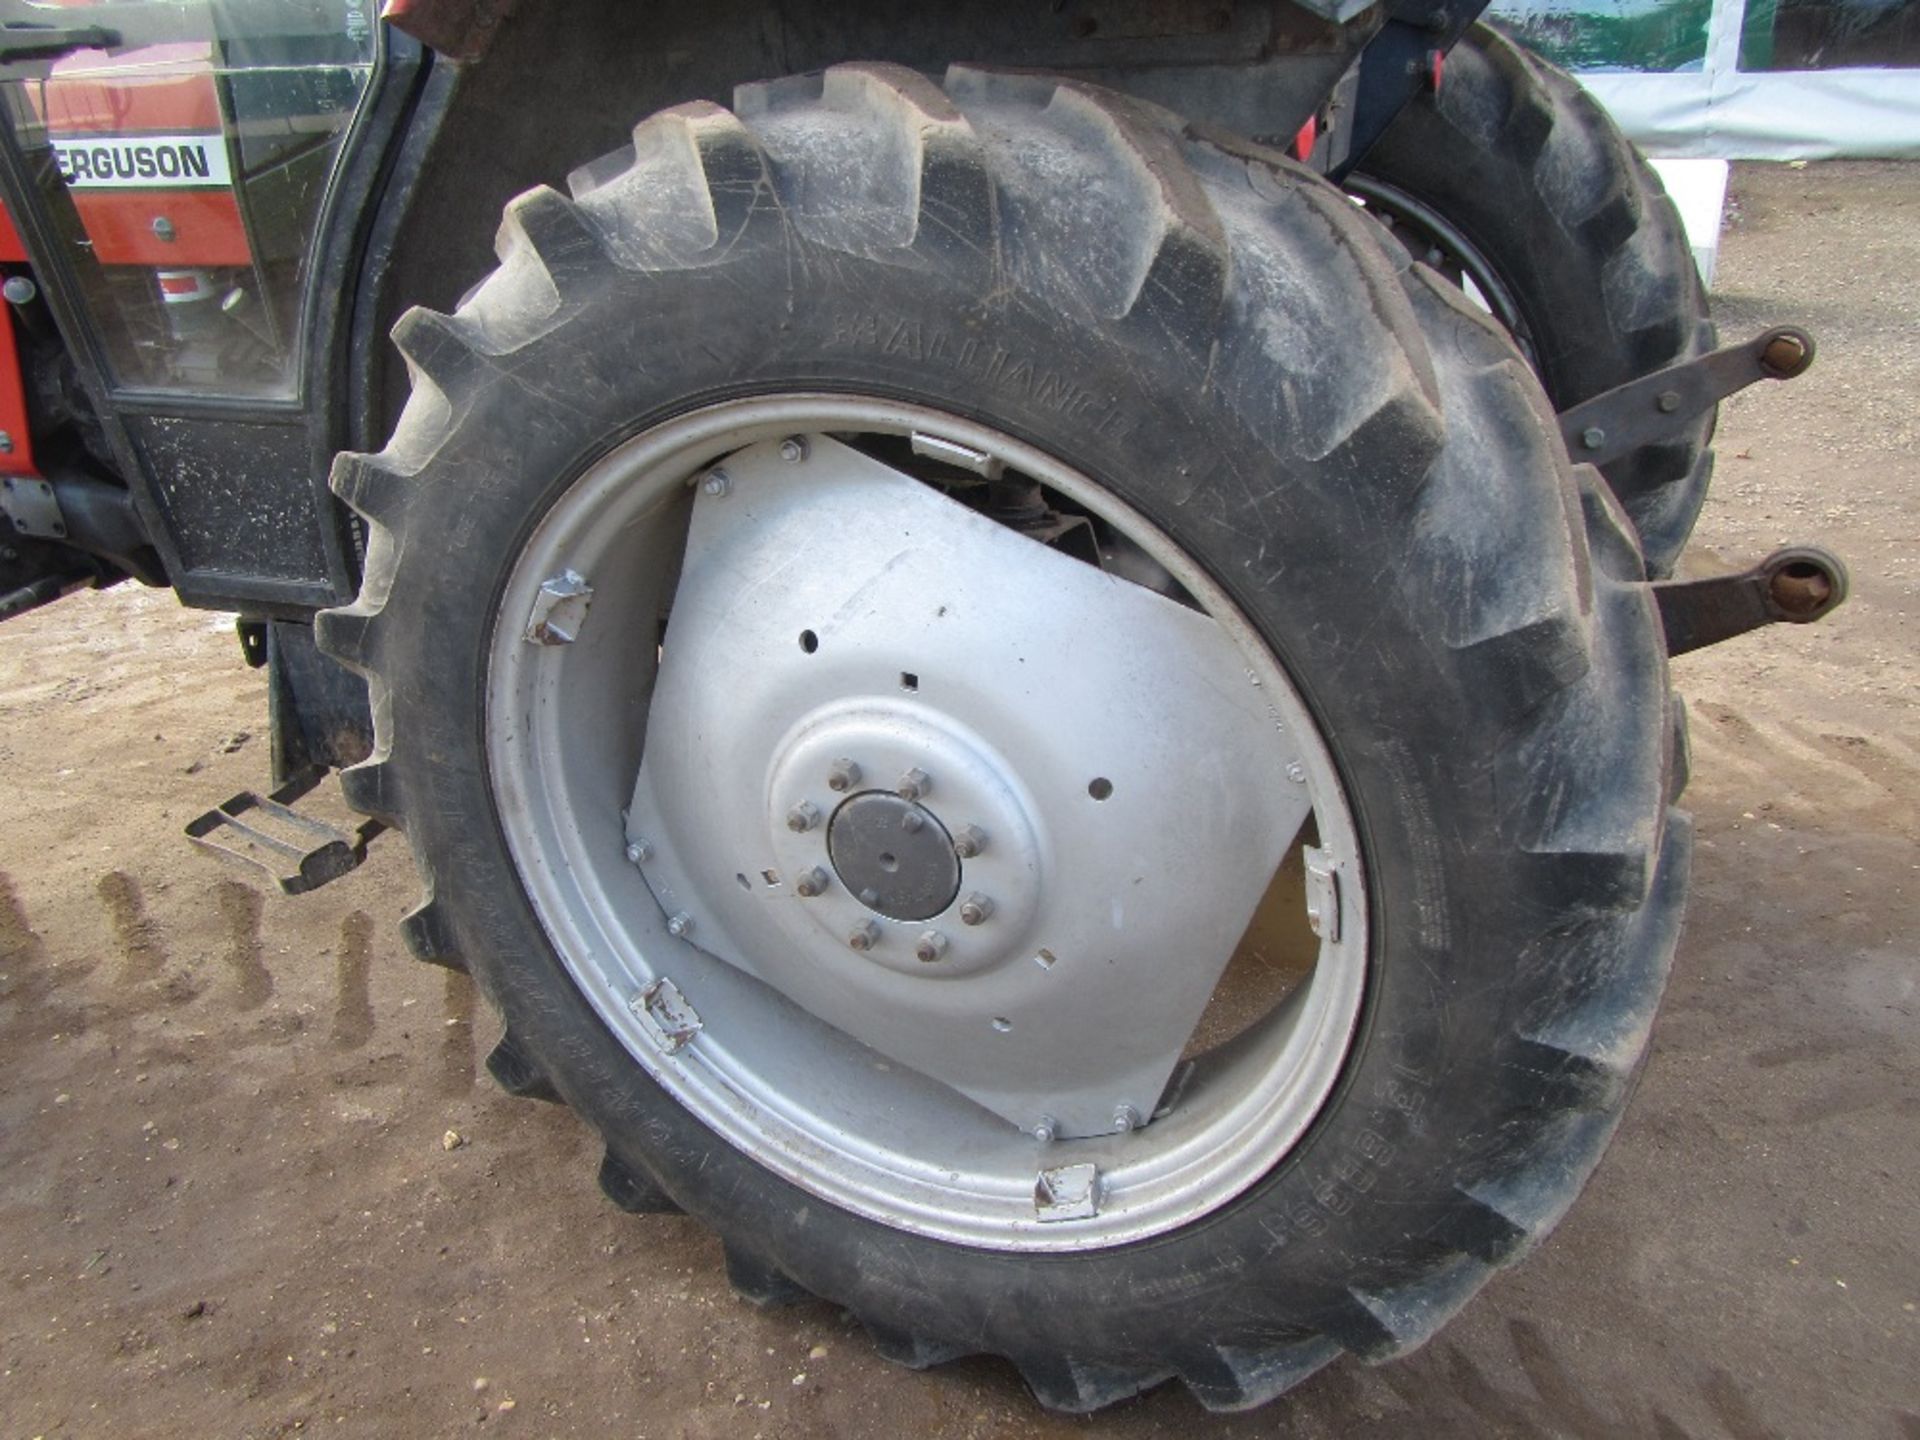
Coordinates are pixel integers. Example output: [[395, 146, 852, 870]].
[[318, 65, 1688, 1413], [1349, 22, 1714, 577]]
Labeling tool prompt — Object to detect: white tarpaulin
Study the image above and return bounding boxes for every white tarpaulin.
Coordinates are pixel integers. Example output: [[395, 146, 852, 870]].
[[1491, 0, 1920, 157]]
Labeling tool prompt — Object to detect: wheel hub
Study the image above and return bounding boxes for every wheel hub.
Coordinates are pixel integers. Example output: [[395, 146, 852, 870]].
[[763, 701, 1042, 979]]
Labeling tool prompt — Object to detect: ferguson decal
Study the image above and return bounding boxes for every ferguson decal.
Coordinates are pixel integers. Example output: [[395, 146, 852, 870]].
[[51, 134, 232, 190]]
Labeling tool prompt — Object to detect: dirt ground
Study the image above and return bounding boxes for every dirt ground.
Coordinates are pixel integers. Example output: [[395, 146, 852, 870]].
[[1, 160, 1915, 1440]]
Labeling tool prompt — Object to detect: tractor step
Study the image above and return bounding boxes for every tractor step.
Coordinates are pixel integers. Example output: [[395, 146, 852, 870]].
[[184, 777, 385, 896]]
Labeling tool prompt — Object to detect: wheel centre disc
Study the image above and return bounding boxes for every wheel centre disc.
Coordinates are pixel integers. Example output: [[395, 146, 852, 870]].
[[624, 433, 1314, 1140], [828, 792, 959, 921]]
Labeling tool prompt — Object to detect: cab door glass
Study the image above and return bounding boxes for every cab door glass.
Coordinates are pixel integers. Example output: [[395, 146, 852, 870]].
[[0, 1, 378, 397]]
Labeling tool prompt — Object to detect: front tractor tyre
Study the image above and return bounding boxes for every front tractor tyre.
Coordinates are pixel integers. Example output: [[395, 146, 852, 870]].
[[318, 64, 1688, 1413]]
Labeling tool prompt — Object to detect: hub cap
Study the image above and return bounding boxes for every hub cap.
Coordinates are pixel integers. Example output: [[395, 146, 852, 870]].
[[485, 396, 1367, 1249], [826, 793, 957, 921]]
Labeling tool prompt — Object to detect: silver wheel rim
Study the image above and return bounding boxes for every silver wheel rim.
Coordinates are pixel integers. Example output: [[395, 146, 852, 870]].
[[485, 395, 1368, 1251]]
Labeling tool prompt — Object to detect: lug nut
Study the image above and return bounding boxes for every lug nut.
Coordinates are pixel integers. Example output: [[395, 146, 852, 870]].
[[896, 767, 931, 801], [1113, 1104, 1141, 1133], [625, 839, 653, 865], [1032, 1116, 1058, 1144], [952, 824, 986, 859], [914, 930, 949, 964], [701, 468, 731, 498], [778, 435, 809, 463], [795, 866, 830, 898], [848, 920, 880, 952], [1285, 762, 1307, 784], [785, 801, 821, 833], [1579, 426, 1606, 452], [958, 892, 994, 926], [900, 809, 925, 834], [1656, 389, 1682, 413], [667, 911, 693, 938], [827, 758, 862, 793]]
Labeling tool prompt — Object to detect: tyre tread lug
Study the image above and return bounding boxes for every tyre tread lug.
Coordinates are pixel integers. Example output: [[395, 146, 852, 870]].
[[327, 451, 410, 527], [1175, 1337, 1341, 1412], [338, 757, 404, 829], [734, 62, 992, 260], [1013, 1353, 1171, 1413], [398, 895, 464, 971], [1399, 272, 1598, 716], [1483, 36, 1557, 162], [578, 102, 773, 268], [947, 67, 1229, 350], [598, 1150, 681, 1214], [1185, 130, 1446, 472], [390, 306, 488, 410], [312, 605, 375, 671], [1331, 1254, 1493, 1362], [485, 1028, 561, 1103], [1517, 844, 1655, 917], [1668, 694, 1692, 803], [1509, 811, 1690, 1106], [863, 1319, 967, 1371], [722, 1241, 807, 1309], [495, 184, 609, 295], [1452, 1109, 1617, 1263]]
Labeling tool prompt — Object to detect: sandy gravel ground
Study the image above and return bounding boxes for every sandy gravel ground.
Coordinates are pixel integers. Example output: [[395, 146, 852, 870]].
[[1, 160, 1914, 1439]]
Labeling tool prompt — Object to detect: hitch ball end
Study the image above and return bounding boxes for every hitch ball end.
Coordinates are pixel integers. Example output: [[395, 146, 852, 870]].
[[1762, 546, 1847, 623], [1654, 544, 1849, 657], [1759, 327, 1816, 380]]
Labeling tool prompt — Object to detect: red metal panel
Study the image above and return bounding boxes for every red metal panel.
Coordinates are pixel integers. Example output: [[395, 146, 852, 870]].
[[71, 189, 250, 267], [0, 203, 26, 264], [0, 309, 36, 476], [35, 43, 250, 265], [43, 44, 223, 134], [382, 0, 520, 61], [1291, 116, 1318, 162]]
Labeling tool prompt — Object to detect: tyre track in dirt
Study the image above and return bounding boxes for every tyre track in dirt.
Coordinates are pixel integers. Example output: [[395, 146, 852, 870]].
[[97, 869, 169, 984], [216, 879, 273, 1012], [330, 909, 374, 1050]]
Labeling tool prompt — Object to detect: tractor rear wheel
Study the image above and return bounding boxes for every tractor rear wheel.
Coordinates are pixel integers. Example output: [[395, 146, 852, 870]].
[[1351, 22, 1715, 576], [319, 65, 1687, 1412]]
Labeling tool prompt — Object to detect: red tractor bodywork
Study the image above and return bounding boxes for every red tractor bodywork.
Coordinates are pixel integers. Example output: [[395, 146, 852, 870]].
[[41, 44, 250, 268]]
